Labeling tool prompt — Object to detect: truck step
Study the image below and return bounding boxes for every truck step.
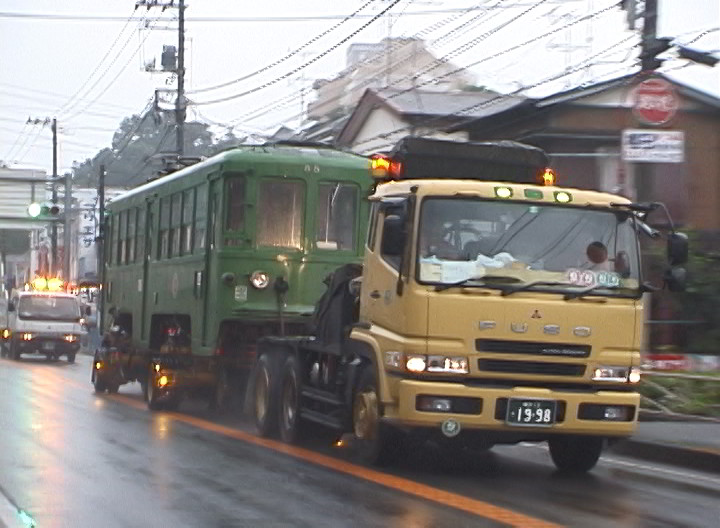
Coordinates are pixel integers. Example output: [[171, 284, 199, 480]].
[[299, 409, 344, 430], [300, 386, 344, 407]]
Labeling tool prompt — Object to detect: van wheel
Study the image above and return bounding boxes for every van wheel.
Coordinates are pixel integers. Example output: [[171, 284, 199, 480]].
[[352, 366, 401, 466], [253, 353, 281, 437], [548, 435, 604, 473], [279, 355, 305, 444], [10, 341, 20, 361]]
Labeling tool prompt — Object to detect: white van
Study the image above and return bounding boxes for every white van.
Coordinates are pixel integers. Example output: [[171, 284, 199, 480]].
[[1, 291, 88, 362]]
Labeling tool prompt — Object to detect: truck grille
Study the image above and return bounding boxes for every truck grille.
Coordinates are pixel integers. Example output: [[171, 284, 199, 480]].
[[476, 339, 591, 358], [477, 359, 586, 377]]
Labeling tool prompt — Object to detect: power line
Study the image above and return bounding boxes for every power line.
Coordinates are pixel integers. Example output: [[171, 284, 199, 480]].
[[0, 5, 545, 23], [56, 6, 141, 117], [351, 34, 640, 151], [62, 15, 164, 123], [191, 0, 404, 106], [188, 0, 379, 95]]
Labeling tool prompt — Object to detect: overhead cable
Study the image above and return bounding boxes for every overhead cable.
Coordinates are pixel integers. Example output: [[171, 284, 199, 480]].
[[191, 0, 403, 106], [188, 0, 379, 94]]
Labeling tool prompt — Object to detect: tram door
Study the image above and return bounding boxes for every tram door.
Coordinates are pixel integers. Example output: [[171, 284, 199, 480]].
[[140, 199, 154, 341]]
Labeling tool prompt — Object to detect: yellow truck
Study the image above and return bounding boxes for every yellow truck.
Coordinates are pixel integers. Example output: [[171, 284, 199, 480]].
[[249, 137, 688, 473]]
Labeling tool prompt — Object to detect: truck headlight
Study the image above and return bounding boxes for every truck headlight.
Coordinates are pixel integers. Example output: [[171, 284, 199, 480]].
[[64, 334, 78, 342], [628, 367, 641, 384], [1, 329, 10, 340], [592, 365, 635, 383], [405, 355, 427, 373], [405, 355, 469, 374], [427, 355, 469, 373]]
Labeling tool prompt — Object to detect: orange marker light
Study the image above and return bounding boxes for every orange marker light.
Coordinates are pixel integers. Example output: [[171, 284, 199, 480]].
[[540, 168, 556, 186], [370, 154, 403, 179], [32, 277, 47, 291], [47, 277, 64, 291]]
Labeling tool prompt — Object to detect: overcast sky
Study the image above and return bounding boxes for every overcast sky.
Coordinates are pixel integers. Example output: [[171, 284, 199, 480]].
[[1, 0, 717, 176]]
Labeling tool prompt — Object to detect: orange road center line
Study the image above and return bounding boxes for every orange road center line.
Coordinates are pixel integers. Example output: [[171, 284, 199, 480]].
[[9, 361, 561, 528], [113, 394, 561, 528]]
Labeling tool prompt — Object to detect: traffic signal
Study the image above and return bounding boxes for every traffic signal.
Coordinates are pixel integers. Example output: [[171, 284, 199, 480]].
[[27, 202, 61, 219]]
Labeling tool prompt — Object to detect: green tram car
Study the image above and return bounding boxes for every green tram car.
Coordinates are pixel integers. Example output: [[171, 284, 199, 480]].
[[93, 142, 372, 410]]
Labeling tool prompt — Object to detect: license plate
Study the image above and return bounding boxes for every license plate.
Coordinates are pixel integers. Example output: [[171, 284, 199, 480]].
[[506, 398, 556, 426], [42, 342, 55, 350]]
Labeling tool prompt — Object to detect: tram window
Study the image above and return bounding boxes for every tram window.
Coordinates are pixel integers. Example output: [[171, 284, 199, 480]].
[[159, 197, 170, 260], [195, 184, 207, 252], [137, 209, 146, 261], [119, 211, 127, 265], [257, 179, 305, 249], [315, 183, 357, 250], [171, 193, 182, 257], [182, 189, 195, 254], [127, 208, 136, 263], [225, 177, 245, 231], [110, 215, 118, 266]]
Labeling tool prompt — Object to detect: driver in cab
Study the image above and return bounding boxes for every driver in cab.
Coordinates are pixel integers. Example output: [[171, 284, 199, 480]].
[[419, 222, 466, 261]]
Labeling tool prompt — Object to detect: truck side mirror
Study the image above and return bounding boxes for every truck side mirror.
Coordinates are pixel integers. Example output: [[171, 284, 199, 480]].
[[668, 232, 688, 266], [664, 267, 687, 292], [7, 301, 15, 312], [381, 214, 406, 257]]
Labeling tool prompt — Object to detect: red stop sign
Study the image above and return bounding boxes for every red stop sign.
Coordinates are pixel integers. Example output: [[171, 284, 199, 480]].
[[630, 78, 679, 125]]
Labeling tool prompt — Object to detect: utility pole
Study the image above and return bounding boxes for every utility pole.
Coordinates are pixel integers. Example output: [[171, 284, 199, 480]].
[[51, 118, 58, 276], [176, 0, 186, 157], [138, 0, 186, 158], [97, 164, 106, 333]]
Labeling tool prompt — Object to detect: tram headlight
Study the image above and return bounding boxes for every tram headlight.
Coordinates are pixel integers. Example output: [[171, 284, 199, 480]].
[[249, 271, 271, 289]]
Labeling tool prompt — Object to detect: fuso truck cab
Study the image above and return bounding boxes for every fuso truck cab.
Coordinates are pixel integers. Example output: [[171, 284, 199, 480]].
[[249, 137, 688, 473], [1, 290, 88, 362]]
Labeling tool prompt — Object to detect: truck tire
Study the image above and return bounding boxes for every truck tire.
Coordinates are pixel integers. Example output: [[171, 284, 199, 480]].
[[352, 366, 401, 466], [93, 372, 108, 393], [252, 353, 281, 438], [67, 352, 76, 364], [548, 435, 603, 473], [279, 355, 305, 444]]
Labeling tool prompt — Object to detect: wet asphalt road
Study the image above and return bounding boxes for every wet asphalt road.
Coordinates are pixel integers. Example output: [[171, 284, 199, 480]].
[[0, 354, 719, 528]]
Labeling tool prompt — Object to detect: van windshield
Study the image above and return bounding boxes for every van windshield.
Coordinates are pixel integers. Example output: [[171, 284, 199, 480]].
[[18, 296, 81, 321]]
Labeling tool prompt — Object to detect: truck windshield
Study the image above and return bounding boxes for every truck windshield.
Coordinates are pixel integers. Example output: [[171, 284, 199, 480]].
[[18, 296, 81, 321], [417, 198, 641, 296]]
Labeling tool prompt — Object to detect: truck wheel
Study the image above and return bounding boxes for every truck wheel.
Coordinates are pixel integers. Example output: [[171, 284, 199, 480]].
[[279, 355, 305, 444], [253, 353, 281, 437], [107, 383, 120, 394], [0, 343, 6, 358], [352, 366, 401, 466], [67, 352, 76, 364], [548, 435, 604, 473]]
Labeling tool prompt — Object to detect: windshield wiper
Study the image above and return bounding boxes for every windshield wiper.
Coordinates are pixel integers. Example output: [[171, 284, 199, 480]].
[[434, 274, 522, 292], [501, 281, 574, 296], [563, 285, 607, 300]]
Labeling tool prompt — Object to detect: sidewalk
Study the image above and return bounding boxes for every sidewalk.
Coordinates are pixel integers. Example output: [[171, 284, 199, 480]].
[[609, 415, 720, 473]]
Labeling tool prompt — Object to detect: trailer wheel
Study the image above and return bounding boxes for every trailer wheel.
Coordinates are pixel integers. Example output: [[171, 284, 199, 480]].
[[548, 435, 603, 473], [253, 353, 281, 437], [208, 367, 230, 413], [279, 355, 305, 444], [352, 366, 401, 466]]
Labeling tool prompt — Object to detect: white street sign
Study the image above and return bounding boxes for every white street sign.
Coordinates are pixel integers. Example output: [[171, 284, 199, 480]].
[[621, 129, 685, 163]]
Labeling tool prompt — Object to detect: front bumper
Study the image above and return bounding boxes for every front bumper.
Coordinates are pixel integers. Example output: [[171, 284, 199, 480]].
[[385, 379, 640, 437], [15, 336, 81, 355]]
